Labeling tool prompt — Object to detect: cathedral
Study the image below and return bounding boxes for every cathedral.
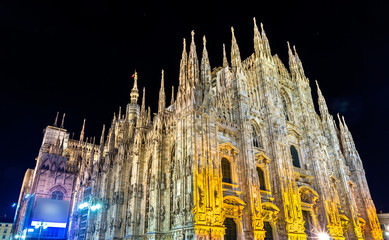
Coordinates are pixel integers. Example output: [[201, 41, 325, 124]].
[[12, 19, 383, 240]]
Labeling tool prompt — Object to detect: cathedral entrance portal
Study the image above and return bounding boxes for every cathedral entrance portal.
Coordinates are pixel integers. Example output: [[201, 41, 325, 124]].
[[224, 218, 237, 240]]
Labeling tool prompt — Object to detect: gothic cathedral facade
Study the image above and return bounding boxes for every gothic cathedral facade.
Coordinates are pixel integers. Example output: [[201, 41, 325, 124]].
[[12, 19, 382, 240]]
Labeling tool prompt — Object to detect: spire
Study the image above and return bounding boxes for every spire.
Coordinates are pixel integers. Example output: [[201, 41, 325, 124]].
[[80, 119, 86, 142], [141, 87, 146, 113], [342, 116, 349, 132], [130, 71, 139, 104], [337, 113, 344, 132], [230, 27, 242, 69], [316, 80, 329, 118], [60, 113, 65, 129], [223, 43, 228, 68], [158, 69, 166, 113], [201, 35, 211, 85], [99, 124, 105, 146], [287, 41, 297, 76], [260, 23, 271, 56], [53, 112, 59, 127], [179, 38, 187, 91], [188, 30, 199, 87], [171, 86, 175, 105], [147, 106, 151, 124], [293, 45, 305, 76], [253, 17, 262, 58]]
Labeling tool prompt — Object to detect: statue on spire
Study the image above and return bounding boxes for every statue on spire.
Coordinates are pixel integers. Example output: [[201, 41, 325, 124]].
[[130, 70, 139, 104]]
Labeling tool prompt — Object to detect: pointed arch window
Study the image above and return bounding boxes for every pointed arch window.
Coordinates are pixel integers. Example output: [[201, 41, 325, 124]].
[[221, 158, 232, 183], [281, 93, 290, 121], [51, 190, 64, 200], [252, 124, 263, 149], [256, 167, 266, 191], [290, 145, 301, 168]]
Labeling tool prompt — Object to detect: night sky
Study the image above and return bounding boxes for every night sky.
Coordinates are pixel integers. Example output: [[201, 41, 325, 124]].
[[0, 0, 388, 222]]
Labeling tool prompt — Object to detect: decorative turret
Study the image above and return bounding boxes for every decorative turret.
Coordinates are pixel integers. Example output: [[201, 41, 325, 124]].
[[130, 71, 139, 104], [158, 70, 166, 113]]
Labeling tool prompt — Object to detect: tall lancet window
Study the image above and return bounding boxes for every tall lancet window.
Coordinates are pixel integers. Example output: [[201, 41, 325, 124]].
[[252, 124, 263, 149], [290, 145, 301, 168], [221, 158, 232, 184], [256, 167, 266, 191], [281, 93, 290, 121]]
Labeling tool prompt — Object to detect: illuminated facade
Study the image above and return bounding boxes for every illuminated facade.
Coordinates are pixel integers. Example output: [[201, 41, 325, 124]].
[[13, 19, 382, 240]]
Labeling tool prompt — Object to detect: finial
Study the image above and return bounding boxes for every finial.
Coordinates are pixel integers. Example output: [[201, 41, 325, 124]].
[[100, 124, 105, 145], [231, 26, 235, 35], [191, 30, 195, 41], [130, 70, 139, 104], [60, 113, 65, 129], [80, 119, 86, 142], [183, 38, 186, 50], [118, 106, 122, 120], [53, 112, 59, 127], [161, 69, 165, 89], [171, 85, 175, 105], [223, 43, 228, 68], [293, 45, 300, 59], [203, 35, 206, 46], [141, 87, 146, 112]]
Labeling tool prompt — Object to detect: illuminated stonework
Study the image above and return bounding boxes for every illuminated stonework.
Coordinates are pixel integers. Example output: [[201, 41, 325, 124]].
[[12, 19, 382, 240]]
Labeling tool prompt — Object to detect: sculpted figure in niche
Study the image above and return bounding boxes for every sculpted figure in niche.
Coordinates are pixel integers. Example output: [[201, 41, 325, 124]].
[[126, 212, 132, 226], [117, 217, 122, 229], [136, 212, 141, 226], [160, 206, 166, 222], [128, 184, 133, 197], [110, 217, 114, 231], [119, 191, 124, 205], [149, 206, 155, 220], [101, 221, 107, 232], [138, 184, 143, 198], [161, 173, 166, 190]]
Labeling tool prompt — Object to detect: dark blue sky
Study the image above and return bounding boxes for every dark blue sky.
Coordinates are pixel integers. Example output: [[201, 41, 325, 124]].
[[0, 0, 388, 222]]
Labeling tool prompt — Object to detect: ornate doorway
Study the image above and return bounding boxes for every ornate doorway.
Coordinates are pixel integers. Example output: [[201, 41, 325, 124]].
[[224, 218, 237, 240]]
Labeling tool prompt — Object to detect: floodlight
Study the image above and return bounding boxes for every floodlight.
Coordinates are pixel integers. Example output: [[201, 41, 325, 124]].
[[317, 232, 330, 240]]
